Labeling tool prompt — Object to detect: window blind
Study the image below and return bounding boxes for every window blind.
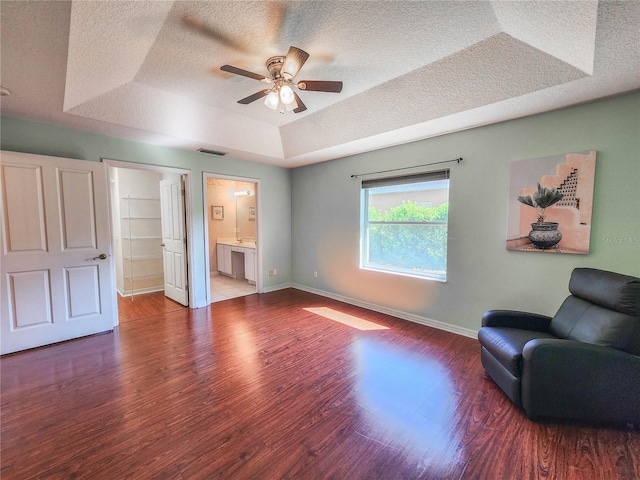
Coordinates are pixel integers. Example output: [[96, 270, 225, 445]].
[[361, 169, 450, 189]]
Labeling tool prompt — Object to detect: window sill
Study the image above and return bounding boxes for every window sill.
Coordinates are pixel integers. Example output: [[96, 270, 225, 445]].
[[360, 265, 447, 283]]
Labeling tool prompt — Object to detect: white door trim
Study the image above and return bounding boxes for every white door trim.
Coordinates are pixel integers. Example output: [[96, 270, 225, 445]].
[[202, 172, 262, 305], [102, 159, 195, 315]]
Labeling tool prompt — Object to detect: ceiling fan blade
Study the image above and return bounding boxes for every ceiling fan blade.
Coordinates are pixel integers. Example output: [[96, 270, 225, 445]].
[[238, 90, 271, 104], [282, 46, 309, 79], [181, 15, 249, 53], [292, 92, 307, 113], [298, 80, 343, 93], [220, 65, 269, 82]]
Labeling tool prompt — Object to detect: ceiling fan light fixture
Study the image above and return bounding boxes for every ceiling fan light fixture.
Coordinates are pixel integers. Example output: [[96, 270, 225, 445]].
[[285, 97, 299, 112], [264, 90, 279, 110], [279, 85, 295, 105], [222, 46, 341, 114]]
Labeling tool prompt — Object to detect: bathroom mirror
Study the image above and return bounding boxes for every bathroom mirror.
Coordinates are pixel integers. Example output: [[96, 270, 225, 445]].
[[234, 181, 256, 240], [206, 178, 256, 243]]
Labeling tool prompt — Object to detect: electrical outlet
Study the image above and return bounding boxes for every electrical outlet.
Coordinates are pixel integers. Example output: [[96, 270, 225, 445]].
[[314, 271, 318, 278], [269, 269, 277, 276]]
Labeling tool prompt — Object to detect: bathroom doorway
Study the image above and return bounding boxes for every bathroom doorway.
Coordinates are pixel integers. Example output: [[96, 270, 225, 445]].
[[204, 175, 259, 303]]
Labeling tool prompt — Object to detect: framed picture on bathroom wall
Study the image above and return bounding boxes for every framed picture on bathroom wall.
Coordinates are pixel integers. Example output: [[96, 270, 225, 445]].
[[211, 205, 224, 220], [249, 207, 256, 220]]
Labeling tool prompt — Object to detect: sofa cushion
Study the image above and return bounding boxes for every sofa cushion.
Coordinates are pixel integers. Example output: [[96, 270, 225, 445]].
[[569, 268, 640, 317], [549, 295, 590, 339], [477, 327, 557, 376], [550, 295, 640, 355]]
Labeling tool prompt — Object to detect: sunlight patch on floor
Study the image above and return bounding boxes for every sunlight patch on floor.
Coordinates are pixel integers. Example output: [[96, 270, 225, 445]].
[[304, 307, 390, 331]]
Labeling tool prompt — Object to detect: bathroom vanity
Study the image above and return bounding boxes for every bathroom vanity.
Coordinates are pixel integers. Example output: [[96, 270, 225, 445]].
[[216, 239, 257, 283]]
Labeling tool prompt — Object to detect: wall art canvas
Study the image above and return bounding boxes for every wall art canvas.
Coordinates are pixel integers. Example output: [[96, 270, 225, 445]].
[[506, 150, 596, 254]]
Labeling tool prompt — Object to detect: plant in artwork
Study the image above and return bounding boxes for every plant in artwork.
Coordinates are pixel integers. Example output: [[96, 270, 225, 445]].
[[517, 183, 563, 223]]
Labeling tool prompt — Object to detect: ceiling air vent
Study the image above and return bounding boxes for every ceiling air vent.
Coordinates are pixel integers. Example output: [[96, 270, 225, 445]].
[[197, 148, 227, 156]]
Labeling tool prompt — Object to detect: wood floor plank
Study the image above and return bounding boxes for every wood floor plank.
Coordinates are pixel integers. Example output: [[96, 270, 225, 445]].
[[2, 289, 639, 479], [117, 291, 185, 323]]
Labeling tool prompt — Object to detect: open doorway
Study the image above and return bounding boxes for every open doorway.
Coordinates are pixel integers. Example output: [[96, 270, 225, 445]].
[[107, 162, 191, 322], [205, 176, 259, 303]]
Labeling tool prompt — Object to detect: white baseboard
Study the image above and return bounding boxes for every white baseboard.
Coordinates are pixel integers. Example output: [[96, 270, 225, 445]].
[[117, 286, 164, 297], [291, 283, 478, 339], [261, 282, 293, 294]]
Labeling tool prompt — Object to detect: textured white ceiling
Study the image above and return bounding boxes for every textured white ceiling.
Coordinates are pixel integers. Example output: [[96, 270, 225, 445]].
[[1, 1, 639, 167]]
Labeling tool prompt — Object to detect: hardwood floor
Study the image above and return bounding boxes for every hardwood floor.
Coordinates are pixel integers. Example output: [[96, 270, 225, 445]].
[[2, 289, 638, 479], [117, 291, 186, 323]]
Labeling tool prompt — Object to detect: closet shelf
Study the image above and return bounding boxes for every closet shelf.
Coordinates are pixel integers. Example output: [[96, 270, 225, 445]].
[[120, 193, 164, 296], [122, 236, 162, 240], [122, 254, 163, 260], [126, 273, 164, 281], [121, 197, 161, 201]]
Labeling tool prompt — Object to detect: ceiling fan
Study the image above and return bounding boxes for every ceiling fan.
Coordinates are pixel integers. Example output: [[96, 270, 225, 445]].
[[221, 46, 343, 114]]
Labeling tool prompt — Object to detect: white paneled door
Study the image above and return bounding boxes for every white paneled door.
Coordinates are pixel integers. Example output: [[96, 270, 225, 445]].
[[160, 176, 188, 306], [0, 151, 116, 354]]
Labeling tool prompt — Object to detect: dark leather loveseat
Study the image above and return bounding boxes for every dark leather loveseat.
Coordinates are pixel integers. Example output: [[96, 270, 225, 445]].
[[478, 268, 640, 425]]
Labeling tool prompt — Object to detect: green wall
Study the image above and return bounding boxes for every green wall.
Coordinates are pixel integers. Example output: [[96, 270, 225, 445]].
[[0, 117, 292, 308], [2, 91, 638, 332], [291, 91, 640, 333]]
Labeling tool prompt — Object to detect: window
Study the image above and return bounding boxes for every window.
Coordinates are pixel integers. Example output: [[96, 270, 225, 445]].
[[360, 170, 449, 281]]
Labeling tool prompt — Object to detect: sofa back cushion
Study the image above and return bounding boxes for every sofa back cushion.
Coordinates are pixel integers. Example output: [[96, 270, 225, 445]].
[[549, 268, 640, 355], [550, 296, 640, 354], [569, 268, 640, 316]]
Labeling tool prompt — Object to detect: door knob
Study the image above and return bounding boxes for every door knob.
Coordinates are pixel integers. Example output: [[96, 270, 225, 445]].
[[92, 253, 108, 260], [161, 243, 165, 247]]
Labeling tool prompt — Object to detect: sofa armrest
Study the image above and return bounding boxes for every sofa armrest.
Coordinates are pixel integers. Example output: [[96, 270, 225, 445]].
[[481, 310, 552, 331], [521, 339, 640, 425]]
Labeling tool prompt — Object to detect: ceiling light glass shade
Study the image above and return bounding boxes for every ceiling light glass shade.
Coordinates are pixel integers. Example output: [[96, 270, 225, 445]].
[[285, 98, 299, 112], [279, 85, 295, 105], [264, 91, 279, 110]]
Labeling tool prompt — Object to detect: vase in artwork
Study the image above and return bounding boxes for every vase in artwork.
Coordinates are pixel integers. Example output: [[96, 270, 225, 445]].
[[528, 222, 562, 249]]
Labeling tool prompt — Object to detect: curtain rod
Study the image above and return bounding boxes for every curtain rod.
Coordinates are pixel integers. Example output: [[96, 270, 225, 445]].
[[350, 157, 463, 179]]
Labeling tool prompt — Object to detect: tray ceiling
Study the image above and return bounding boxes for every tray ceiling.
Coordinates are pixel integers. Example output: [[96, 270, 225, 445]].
[[1, 1, 639, 167]]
